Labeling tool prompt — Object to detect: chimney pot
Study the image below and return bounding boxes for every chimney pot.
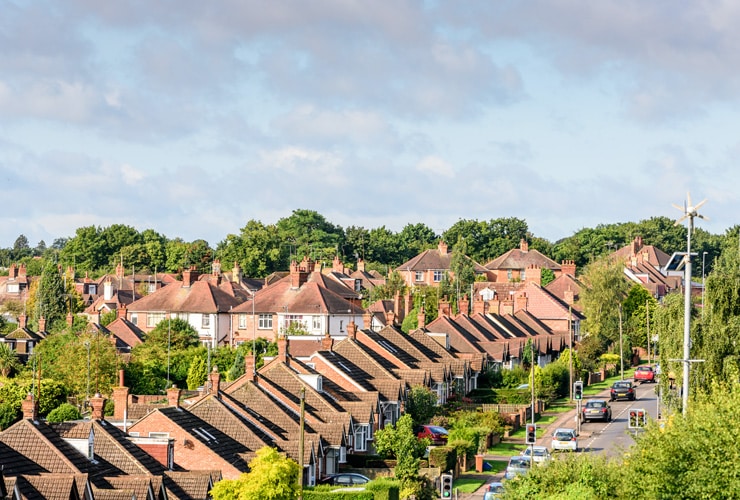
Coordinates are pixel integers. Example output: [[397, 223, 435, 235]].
[[22, 393, 38, 420], [167, 385, 182, 408]]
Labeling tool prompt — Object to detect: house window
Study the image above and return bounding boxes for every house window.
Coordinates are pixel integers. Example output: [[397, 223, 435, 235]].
[[202, 315, 210, 328], [415, 271, 423, 282], [147, 283, 156, 293], [130, 314, 138, 326], [521, 269, 526, 281], [88, 284, 97, 295], [6, 283, 19, 293], [149, 432, 170, 438], [354, 279, 362, 292], [433, 270, 444, 282], [258, 314, 273, 329], [312, 316, 321, 331], [507, 269, 513, 281], [147, 312, 165, 328], [339, 446, 347, 463], [354, 425, 369, 452], [238, 314, 247, 329], [339, 320, 344, 333]]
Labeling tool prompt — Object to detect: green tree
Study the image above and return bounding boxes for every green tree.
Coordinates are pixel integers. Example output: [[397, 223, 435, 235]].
[[144, 318, 199, 351], [31, 260, 67, 327], [211, 446, 300, 500], [0, 343, 20, 377], [216, 220, 284, 277], [11, 234, 31, 260], [59, 225, 106, 272], [374, 414, 428, 482], [46, 402, 82, 423], [405, 385, 438, 427], [369, 270, 406, 304], [0, 403, 19, 430], [187, 355, 208, 390], [276, 209, 343, 262]]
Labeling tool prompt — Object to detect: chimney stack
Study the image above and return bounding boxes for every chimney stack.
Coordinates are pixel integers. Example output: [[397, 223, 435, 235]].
[[362, 310, 372, 330], [66, 313, 74, 327], [458, 294, 470, 316], [561, 260, 576, 277], [22, 393, 38, 420], [357, 259, 365, 272], [322, 333, 333, 351], [209, 367, 221, 395], [117, 304, 127, 319], [212, 259, 221, 277], [438, 240, 448, 255], [167, 385, 181, 408], [515, 292, 528, 312], [347, 320, 357, 340], [113, 370, 130, 421], [417, 306, 426, 329], [232, 261, 242, 285], [8, 264, 17, 279], [277, 335, 289, 364], [332, 256, 344, 273], [90, 393, 106, 420], [104, 279, 113, 301], [385, 310, 396, 326], [18, 313, 27, 329], [182, 266, 198, 287], [245, 354, 256, 381], [38, 316, 46, 332], [520, 238, 529, 252]]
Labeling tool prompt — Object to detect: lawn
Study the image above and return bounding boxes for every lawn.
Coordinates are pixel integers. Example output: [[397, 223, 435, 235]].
[[487, 440, 526, 456], [452, 476, 487, 493]]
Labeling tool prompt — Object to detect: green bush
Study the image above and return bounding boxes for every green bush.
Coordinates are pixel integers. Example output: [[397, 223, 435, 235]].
[[303, 485, 373, 500], [428, 446, 456, 472], [365, 477, 400, 500], [46, 403, 82, 423], [0, 402, 20, 430]]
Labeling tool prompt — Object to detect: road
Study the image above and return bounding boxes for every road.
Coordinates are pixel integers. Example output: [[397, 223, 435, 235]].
[[578, 379, 659, 457]]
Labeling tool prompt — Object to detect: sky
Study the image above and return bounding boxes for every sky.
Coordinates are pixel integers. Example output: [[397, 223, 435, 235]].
[[2, 1, 738, 250]]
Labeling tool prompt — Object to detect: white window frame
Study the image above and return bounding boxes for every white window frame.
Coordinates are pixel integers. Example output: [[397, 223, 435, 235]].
[[88, 284, 97, 295], [130, 313, 138, 326], [147, 312, 165, 328], [414, 271, 423, 282], [238, 314, 247, 329], [354, 425, 369, 452], [202, 314, 210, 328], [312, 315, 321, 331], [258, 314, 273, 330], [433, 270, 444, 282], [6, 283, 19, 293]]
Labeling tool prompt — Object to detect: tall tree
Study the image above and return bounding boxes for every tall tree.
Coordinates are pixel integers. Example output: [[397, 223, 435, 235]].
[[211, 446, 300, 500], [11, 234, 31, 260], [216, 220, 284, 277], [276, 209, 343, 262], [31, 260, 67, 327]]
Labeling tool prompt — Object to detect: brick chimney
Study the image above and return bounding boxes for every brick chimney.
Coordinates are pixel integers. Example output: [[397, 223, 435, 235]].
[[182, 266, 198, 287], [18, 313, 27, 329], [113, 370, 129, 421], [438, 240, 448, 255], [472, 294, 485, 315], [116, 262, 125, 280], [290, 260, 309, 289], [526, 265, 541, 286], [438, 298, 450, 318], [561, 260, 576, 277], [631, 236, 643, 256], [66, 313, 74, 327], [363, 310, 372, 330], [38, 316, 46, 332], [332, 256, 344, 273], [118, 304, 127, 319], [244, 355, 256, 381], [404, 291, 412, 319], [357, 259, 365, 272], [564, 288, 575, 305], [209, 367, 221, 395], [22, 393, 38, 420], [520, 239, 528, 252], [394, 290, 403, 323], [322, 333, 333, 351], [167, 385, 181, 408], [212, 259, 221, 277], [347, 320, 357, 340], [277, 335, 289, 364], [19, 263, 26, 278], [458, 294, 470, 316], [417, 306, 426, 329], [515, 292, 528, 312], [232, 261, 242, 285], [90, 393, 106, 421], [8, 264, 17, 280]]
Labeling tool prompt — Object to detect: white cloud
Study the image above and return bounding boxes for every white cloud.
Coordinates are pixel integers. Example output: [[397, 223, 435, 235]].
[[416, 155, 455, 178]]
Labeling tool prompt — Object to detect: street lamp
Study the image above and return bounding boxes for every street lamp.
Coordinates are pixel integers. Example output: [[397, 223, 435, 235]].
[[618, 304, 624, 380], [702, 251, 708, 317]]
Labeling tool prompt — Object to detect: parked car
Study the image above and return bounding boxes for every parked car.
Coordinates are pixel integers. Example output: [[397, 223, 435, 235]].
[[318, 473, 370, 486], [634, 365, 656, 383], [610, 380, 637, 401], [519, 445, 552, 464], [504, 456, 531, 479], [416, 425, 449, 445], [581, 399, 612, 423], [483, 482, 505, 499], [550, 427, 578, 452]]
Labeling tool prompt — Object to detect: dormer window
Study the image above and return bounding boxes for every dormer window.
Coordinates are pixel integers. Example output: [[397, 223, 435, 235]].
[[88, 284, 97, 295]]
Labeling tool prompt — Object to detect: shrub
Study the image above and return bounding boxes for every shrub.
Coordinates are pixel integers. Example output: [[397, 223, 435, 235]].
[[0, 402, 19, 430], [46, 403, 82, 423]]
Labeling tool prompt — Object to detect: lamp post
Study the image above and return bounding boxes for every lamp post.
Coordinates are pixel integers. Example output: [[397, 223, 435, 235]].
[[702, 251, 708, 317], [618, 304, 624, 380]]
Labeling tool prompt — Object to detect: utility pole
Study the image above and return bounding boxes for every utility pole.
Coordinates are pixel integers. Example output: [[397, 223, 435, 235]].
[[618, 304, 624, 380], [298, 387, 305, 500], [568, 305, 573, 400]]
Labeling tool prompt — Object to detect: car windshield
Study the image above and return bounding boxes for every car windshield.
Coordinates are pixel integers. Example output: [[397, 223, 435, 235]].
[[554, 431, 574, 440], [587, 401, 605, 408], [489, 485, 504, 493], [638, 366, 652, 371], [509, 457, 529, 467], [428, 426, 447, 434], [614, 382, 630, 388]]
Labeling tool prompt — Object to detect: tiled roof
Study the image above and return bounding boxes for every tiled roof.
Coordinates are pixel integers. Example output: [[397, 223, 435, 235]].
[[127, 279, 247, 314], [163, 471, 214, 500], [396, 245, 487, 274], [14, 473, 81, 500], [104, 318, 144, 349], [484, 247, 561, 271], [103, 476, 154, 500], [91, 487, 135, 500]]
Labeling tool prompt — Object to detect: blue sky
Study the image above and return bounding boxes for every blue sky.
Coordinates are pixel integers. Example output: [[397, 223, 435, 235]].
[[1, 1, 735, 249]]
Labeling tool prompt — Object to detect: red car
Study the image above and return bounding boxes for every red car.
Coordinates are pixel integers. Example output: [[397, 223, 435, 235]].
[[633, 365, 656, 383], [416, 425, 449, 445]]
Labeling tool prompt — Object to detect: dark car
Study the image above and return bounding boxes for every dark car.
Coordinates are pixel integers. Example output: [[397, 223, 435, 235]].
[[318, 473, 371, 486], [416, 425, 449, 445], [581, 399, 612, 423], [610, 380, 636, 401]]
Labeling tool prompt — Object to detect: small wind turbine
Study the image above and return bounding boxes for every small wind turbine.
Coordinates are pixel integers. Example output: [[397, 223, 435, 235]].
[[672, 192, 708, 416]]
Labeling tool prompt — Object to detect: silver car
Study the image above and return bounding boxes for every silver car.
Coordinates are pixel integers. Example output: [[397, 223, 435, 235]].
[[504, 455, 531, 479]]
